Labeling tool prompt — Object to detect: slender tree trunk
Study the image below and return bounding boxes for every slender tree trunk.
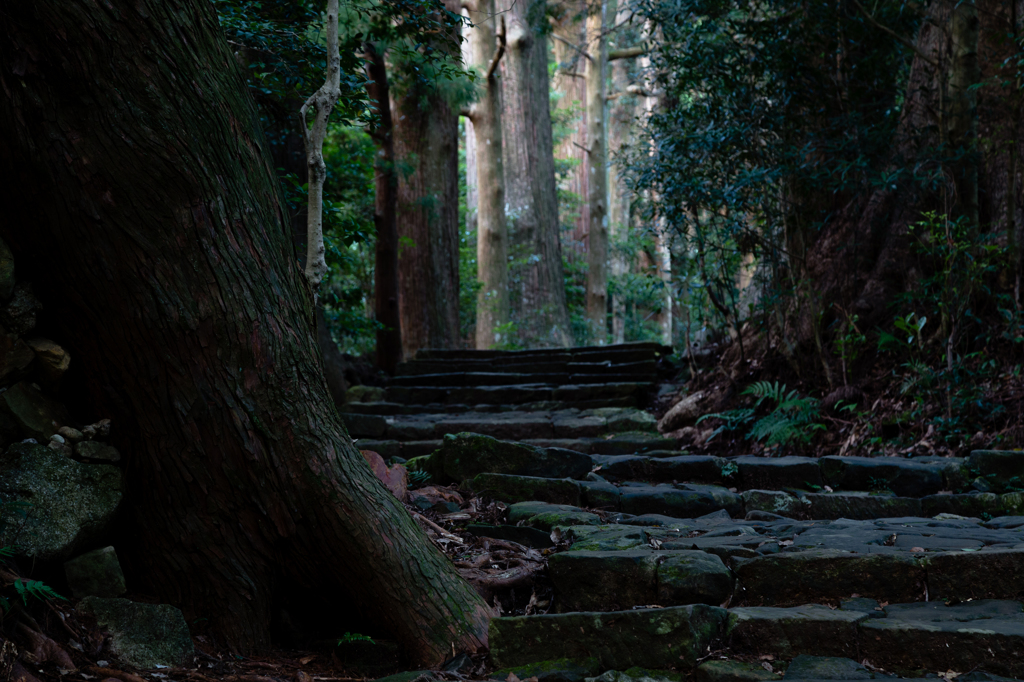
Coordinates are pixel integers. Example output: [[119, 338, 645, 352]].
[[0, 0, 489, 661], [500, 0, 574, 347], [468, 0, 511, 349], [607, 6, 637, 344], [365, 46, 403, 374], [391, 3, 462, 359], [551, 0, 589, 251], [584, 0, 609, 344], [949, 0, 980, 227]]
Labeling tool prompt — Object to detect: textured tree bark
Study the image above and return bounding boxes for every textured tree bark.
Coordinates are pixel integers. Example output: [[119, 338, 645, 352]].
[[0, 0, 489, 662], [500, 0, 574, 347], [806, 0, 1022, 323], [467, 0, 511, 350], [365, 46, 403, 374], [584, 0, 609, 344], [391, 2, 462, 358]]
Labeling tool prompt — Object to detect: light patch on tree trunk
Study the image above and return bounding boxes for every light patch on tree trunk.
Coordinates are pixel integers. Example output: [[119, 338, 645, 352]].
[[300, 0, 341, 291]]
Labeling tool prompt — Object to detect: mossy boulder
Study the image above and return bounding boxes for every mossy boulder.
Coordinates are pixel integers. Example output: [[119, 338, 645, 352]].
[[78, 597, 193, 668], [469, 473, 582, 506], [440, 433, 591, 482]]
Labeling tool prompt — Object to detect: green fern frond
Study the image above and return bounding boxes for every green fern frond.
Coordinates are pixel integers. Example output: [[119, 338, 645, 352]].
[[13, 579, 66, 605]]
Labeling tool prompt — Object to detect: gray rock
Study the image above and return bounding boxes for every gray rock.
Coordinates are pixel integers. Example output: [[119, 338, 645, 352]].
[[969, 450, 1024, 492], [648, 456, 729, 485], [0, 332, 34, 385], [657, 392, 706, 432], [64, 546, 127, 597], [605, 409, 658, 433], [552, 416, 607, 438], [922, 492, 1003, 518], [385, 420, 436, 441], [590, 432, 677, 456], [579, 479, 621, 510], [561, 525, 647, 551], [75, 440, 121, 462], [438, 413, 555, 440], [656, 551, 733, 606], [78, 596, 193, 668], [346, 385, 386, 403], [800, 491, 921, 520], [0, 443, 122, 561], [590, 455, 652, 482], [927, 549, 1024, 602], [620, 485, 727, 518], [440, 433, 591, 481], [506, 502, 601, 530], [694, 660, 776, 682], [489, 604, 729, 669]]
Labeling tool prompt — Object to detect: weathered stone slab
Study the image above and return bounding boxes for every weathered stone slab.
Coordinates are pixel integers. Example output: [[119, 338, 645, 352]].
[[604, 409, 658, 433], [657, 551, 733, 607], [470, 473, 582, 505], [439, 433, 591, 481], [733, 550, 926, 605], [911, 456, 969, 492], [507, 502, 601, 530], [620, 486, 726, 518], [552, 416, 607, 438], [800, 492, 921, 520], [489, 658, 601, 682], [679, 484, 743, 517], [741, 490, 804, 518], [590, 455, 651, 482], [728, 604, 868, 659], [735, 456, 822, 491], [927, 549, 1024, 602], [489, 605, 730, 669], [465, 524, 554, 549], [921, 492, 1003, 518], [548, 549, 660, 612], [352, 439, 402, 459], [560, 525, 647, 551], [579, 479, 620, 510], [694, 660, 776, 682], [385, 420, 437, 441], [819, 456, 944, 497], [859, 616, 1024, 677]]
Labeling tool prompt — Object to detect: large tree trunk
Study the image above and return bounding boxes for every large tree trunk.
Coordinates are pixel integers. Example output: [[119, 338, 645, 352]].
[[500, 0, 574, 347], [0, 0, 489, 662], [391, 10, 462, 359], [807, 0, 1022, 322], [584, 0, 609, 344], [365, 45, 403, 375], [467, 0, 511, 349]]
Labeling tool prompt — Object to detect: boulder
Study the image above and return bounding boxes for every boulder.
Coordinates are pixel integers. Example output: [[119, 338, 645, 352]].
[[0, 442, 122, 561], [0, 332, 34, 384], [78, 597, 193, 668], [657, 392, 705, 433], [469, 473, 582, 506], [64, 546, 127, 597]]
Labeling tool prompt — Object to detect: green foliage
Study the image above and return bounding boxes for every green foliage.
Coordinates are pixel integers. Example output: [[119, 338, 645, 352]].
[[337, 632, 374, 645], [13, 579, 65, 606], [700, 381, 824, 449], [408, 470, 432, 487]]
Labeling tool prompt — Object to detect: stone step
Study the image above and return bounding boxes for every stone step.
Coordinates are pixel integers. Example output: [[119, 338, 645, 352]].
[[394, 359, 658, 377], [384, 382, 649, 407], [413, 342, 672, 363], [389, 372, 657, 388], [341, 409, 660, 442], [489, 598, 1024, 677]]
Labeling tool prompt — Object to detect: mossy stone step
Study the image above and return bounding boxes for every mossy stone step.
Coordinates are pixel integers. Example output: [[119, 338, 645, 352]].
[[489, 604, 729, 670]]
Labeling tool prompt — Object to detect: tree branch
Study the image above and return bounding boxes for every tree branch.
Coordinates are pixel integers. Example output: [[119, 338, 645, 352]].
[[485, 17, 507, 80], [850, 0, 937, 67], [551, 33, 592, 62], [608, 46, 644, 61]]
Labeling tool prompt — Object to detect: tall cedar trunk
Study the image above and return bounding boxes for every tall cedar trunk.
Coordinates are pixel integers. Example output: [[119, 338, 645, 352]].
[[468, 0, 511, 349], [552, 0, 589, 250], [391, 5, 462, 359], [0, 0, 490, 661], [366, 46, 403, 374], [607, 46, 636, 345], [806, 0, 1023, 323], [584, 0, 609, 343], [500, 0, 574, 347]]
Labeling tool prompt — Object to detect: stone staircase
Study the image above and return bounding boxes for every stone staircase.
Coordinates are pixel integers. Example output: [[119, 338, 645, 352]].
[[341, 343, 676, 460], [361, 344, 1024, 680]]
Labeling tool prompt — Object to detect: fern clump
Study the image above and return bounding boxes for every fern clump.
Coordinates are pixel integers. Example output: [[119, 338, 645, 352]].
[[699, 381, 824, 449]]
